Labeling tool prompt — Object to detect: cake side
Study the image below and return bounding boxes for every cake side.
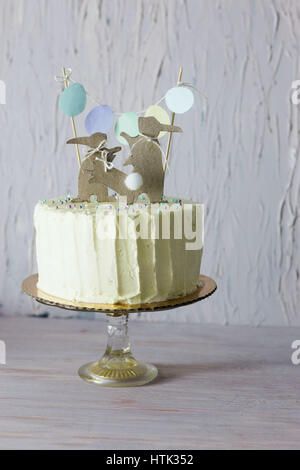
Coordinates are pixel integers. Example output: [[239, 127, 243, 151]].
[[34, 197, 203, 305]]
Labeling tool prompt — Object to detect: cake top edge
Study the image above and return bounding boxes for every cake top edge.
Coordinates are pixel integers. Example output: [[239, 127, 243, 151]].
[[36, 196, 203, 214]]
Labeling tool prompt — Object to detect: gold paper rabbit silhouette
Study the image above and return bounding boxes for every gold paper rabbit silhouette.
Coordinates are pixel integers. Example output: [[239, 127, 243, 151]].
[[67, 116, 182, 203]]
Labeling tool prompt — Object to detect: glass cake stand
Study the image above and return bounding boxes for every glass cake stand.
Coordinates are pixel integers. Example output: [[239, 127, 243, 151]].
[[22, 274, 217, 387]]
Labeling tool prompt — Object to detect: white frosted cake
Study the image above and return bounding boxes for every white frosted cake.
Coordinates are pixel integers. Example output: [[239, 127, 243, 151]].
[[34, 197, 203, 305]]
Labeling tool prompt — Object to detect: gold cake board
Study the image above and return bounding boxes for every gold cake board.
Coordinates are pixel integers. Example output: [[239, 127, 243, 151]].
[[22, 273, 217, 387], [22, 273, 216, 314]]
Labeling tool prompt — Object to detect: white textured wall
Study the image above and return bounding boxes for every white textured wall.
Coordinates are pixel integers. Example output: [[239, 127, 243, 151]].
[[0, 0, 299, 325]]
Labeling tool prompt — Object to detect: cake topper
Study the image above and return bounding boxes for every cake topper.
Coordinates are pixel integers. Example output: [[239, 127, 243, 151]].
[[67, 117, 182, 203], [55, 66, 206, 203], [67, 133, 121, 202]]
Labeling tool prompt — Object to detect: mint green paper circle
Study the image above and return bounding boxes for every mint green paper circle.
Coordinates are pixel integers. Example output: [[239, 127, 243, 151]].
[[165, 86, 194, 114], [114, 112, 139, 145]]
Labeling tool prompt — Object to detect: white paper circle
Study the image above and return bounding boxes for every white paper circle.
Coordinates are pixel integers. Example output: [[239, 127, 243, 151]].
[[165, 86, 194, 114], [125, 172, 143, 190]]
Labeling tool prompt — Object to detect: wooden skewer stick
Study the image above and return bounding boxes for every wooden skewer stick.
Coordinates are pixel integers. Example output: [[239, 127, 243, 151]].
[[62, 66, 81, 168], [163, 66, 183, 174]]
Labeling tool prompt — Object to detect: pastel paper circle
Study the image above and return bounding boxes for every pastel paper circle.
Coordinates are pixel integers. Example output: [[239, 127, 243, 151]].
[[145, 105, 170, 138], [114, 112, 139, 145], [125, 172, 143, 190], [165, 86, 194, 114], [85, 105, 114, 134], [59, 83, 87, 117]]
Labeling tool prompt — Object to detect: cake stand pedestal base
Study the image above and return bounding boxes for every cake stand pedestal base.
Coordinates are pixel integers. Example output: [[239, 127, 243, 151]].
[[22, 274, 217, 387], [78, 314, 158, 387]]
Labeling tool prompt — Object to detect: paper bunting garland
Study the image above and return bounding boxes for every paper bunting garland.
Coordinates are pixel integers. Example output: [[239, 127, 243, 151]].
[[56, 68, 203, 120], [59, 83, 87, 117], [55, 65, 206, 204], [165, 86, 194, 114], [114, 112, 139, 145], [85, 105, 114, 134]]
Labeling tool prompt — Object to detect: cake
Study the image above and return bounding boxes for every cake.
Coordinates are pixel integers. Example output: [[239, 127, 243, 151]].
[[33, 69, 205, 306], [34, 197, 203, 305]]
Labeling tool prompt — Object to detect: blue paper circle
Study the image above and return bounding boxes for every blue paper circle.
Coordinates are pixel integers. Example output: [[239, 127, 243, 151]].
[[85, 105, 114, 134], [165, 86, 194, 114], [59, 83, 87, 117], [114, 112, 139, 145]]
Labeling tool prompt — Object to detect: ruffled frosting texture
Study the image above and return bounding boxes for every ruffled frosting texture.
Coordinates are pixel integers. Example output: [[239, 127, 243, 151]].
[[34, 198, 203, 304]]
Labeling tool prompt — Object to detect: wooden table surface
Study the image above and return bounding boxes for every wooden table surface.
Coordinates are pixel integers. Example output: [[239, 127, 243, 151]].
[[0, 316, 299, 450]]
